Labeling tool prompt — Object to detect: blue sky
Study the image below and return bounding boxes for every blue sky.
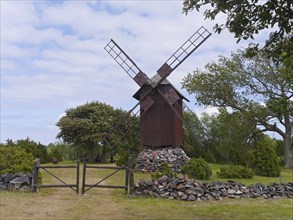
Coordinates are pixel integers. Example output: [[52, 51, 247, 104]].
[[1, 1, 269, 144]]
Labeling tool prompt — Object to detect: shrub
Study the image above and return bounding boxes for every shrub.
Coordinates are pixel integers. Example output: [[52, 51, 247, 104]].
[[116, 151, 130, 167], [7, 138, 51, 163], [204, 149, 216, 163], [250, 135, 281, 177], [48, 147, 63, 163], [180, 157, 212, 180], [217, 165, 254, 179], [0, 147, 34, 174], [151, 163, 177, 180]]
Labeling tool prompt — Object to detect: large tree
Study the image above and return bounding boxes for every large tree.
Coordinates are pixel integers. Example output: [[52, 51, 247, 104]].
[[182, 51, 293, 167], [200, 109, 260, 165], [56, 101, 140, 162], [183, 0, 293, 59]]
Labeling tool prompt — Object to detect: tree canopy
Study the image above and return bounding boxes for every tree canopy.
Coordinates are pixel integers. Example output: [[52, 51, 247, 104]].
[[183, 0, 293, 59], [56, 101, 140, 162], [200, 108, 258, 165], [182, 51, 293, 167]]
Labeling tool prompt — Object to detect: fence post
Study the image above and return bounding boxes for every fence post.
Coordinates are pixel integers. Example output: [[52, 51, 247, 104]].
[[32, 158, 40, 192], [128, 157, 134, 195], [76, 160, 80, 194], [125, 158, 130, 194], [81, 159, 87, 194]]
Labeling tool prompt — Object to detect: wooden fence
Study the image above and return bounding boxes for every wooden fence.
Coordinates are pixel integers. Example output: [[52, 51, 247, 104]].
[[31, 157, 134, 195], [31, 158, 80, 193], [81, 157, 134, 194]]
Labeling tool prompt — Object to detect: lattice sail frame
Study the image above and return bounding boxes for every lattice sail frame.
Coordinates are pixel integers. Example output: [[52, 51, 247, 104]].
[[104, 39, 150, 87]]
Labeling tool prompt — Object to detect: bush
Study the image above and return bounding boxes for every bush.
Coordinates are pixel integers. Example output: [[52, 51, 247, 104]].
[[217, 165, 254, 179], [180, 157, 212, 180], [7, 138, 51, 163], [48, 147, 63, 163], [151, 163, 177, 180], [0, 147, 34, 174], [204, 149, 216, 163], [250, 135, 281, 177], [116, 151, 130, 167]]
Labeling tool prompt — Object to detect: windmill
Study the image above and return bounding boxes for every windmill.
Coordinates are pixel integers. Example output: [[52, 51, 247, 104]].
[[104, 26, 211, 172]]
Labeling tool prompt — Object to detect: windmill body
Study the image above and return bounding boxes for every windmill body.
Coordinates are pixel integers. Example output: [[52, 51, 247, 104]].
[[104, 26, 211, 172], [133, 77, 188, 148]]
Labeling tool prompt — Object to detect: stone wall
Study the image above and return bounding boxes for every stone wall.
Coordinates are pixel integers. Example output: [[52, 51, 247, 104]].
[[134, 176, 293, 201], [0, 173, 32, 192], [135, 146, 190, 172]]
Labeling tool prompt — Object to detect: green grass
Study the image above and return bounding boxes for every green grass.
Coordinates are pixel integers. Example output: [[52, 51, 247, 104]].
[[114, 193, 293, 220], [1, 161, 291, 220], [208, 163, 293, 185]]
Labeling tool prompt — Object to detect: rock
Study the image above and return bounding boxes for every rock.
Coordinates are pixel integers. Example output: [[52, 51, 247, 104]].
[[10, 176, 30, 189], [3, 174, 15, 183], [160, 192, 169, 198], [228, 189, 236, 194], [211, 192, 220, 198], [235, 190, 243, 195], [153, 192, 160, 198], [176, 184, 185, 190], [0, 185, 7, 191], [222, 190, 228, 196], [139, 179, 146, 186], [178, 191, 185, 197], [186, 189, 197, 195], [188, 195, 196, 201], [181, 194, 188, 200], [158, 175, 168, 184], [170, 192, 177, 198], [145, 180, 154, 186], [19, 185, 31, 192], [7, 183, 15, 191]]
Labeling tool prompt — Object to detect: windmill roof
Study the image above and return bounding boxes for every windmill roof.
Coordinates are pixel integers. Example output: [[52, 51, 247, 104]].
[[133, 74, 189, 102]]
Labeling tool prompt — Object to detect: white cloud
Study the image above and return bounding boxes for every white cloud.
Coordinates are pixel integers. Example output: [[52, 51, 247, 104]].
[[0, 0, 267, 144]]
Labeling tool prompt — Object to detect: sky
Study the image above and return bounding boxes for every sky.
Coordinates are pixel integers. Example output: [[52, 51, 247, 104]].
[[1, 0, 269, 145]]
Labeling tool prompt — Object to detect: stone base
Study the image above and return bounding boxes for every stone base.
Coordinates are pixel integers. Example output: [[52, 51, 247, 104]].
[[135, 146, 190, 173]]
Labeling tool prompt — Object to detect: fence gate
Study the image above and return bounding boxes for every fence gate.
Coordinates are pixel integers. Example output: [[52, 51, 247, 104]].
[[81, 157, 134, 195], [31, 158, 80, 193], [31, 157, 134, 195]]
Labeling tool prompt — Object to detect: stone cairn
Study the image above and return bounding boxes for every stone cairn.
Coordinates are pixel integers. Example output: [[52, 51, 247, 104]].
[[0, 173, 32, 192], [135, 176, 293, 201], [135, 146, 190, 172]]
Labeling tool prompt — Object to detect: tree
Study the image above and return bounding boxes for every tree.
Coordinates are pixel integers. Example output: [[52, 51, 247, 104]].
[[182, 110, 205, 158], [250, 135, 281, 177], [200, 109, 257, 165], [56, 101, 140, 162], [182, 51, 293, 167], [48, 142, 76, 161], [183, 0, 293, 59]]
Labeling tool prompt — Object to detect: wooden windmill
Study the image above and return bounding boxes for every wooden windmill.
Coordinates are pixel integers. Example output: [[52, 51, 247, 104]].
[[104, 26, 211, 171]]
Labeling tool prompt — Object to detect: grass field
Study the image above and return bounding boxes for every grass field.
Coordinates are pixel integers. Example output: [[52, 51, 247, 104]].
[[0, 162, 292, 220]]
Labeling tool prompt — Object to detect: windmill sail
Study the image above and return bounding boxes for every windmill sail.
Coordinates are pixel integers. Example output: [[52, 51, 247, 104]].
[[155, 26, 211, 87], [104, 39, 150, 87]]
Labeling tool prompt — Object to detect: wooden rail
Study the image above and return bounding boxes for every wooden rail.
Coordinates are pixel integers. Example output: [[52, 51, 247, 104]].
[[81, 157, 134, 195], [31, 158, 80, 194]]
